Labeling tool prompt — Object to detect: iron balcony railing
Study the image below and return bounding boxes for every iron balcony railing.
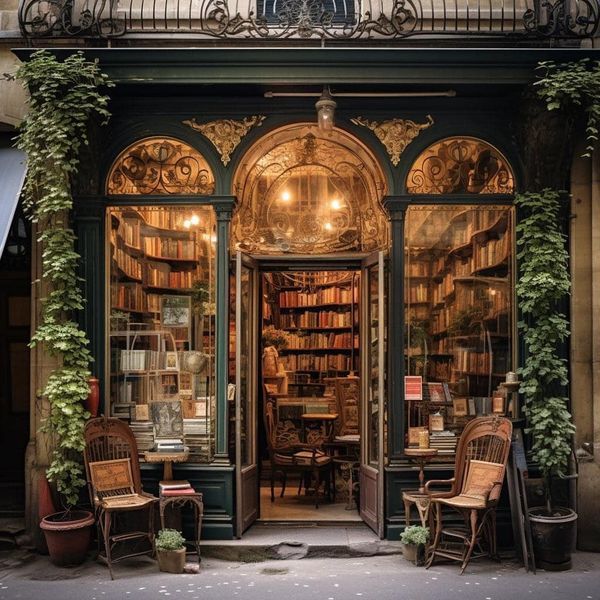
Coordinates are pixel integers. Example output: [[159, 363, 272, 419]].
[[18, 0, 600, 40]]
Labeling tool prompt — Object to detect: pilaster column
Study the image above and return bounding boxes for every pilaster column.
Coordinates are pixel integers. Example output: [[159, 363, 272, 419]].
[[382, 196, 410, 463], [213, 196, 235, 464]]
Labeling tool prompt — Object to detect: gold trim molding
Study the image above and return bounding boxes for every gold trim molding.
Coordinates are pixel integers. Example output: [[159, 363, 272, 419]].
[[183, 116, 266, 166], [351, 115, 434, 166]]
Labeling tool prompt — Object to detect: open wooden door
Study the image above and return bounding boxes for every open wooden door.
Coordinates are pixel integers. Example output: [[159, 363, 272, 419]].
[[360, 251, 386, 538], [235, 251, 259, 537]]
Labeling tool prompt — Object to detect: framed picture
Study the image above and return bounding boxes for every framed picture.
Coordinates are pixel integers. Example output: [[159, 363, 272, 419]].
[[134, 404, 149, 421], [165, 351, 179, 371], [453, 397, 468, 417], [427, 382, 446, 403], [161, 295, 191, 327], [150, 400, 184, 439]]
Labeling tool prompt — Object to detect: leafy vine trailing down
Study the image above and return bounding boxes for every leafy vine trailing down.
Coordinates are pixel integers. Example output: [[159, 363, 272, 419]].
[[515, 190, 574, 512], [14, 50, 113, 509], [535, 59, 600, 157]]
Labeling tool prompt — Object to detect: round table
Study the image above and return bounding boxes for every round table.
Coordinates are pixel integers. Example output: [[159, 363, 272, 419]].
[[144, 449, 190, 481], [404, 448, 438, 493]]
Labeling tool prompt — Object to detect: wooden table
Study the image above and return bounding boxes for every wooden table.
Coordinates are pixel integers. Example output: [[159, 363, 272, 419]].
[[144, 450, 190, 481], [404, 448, 438, 493]]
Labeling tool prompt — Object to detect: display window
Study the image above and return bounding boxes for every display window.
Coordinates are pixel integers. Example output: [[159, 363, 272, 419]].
[[107, 205, 217, 462], [404, 204, 514, 458]]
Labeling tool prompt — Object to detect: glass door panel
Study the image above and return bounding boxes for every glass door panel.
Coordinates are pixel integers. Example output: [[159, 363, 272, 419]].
[[360, 251, 386, 537], [235, 252, 259, 536]]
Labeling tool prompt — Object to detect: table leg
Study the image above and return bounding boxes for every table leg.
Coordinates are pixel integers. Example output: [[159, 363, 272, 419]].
[[163, 461, 174, 481]]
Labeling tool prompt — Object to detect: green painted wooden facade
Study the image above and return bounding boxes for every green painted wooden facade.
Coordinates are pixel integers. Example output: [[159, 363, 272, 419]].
[[15, 46, 598, 540]]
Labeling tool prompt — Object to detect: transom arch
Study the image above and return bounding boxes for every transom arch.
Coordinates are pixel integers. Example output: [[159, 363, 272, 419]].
[[406, 136, 516, 195], [231, 123, 389, 254], [106, 136, 215, 196]]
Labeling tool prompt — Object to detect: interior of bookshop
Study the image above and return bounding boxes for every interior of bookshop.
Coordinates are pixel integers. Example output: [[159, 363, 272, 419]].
[[107, 201, 514, 523]]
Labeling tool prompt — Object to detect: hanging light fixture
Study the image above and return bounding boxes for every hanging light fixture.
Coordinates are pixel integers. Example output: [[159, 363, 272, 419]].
[[315, 85, 336, 131]]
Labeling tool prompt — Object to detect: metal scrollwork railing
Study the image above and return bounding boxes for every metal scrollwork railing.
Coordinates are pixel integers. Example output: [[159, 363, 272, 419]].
[[18, 0, 600, 39]]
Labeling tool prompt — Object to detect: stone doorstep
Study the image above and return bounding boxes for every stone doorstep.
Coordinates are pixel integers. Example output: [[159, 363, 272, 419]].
[[198, 525, 403, 562]]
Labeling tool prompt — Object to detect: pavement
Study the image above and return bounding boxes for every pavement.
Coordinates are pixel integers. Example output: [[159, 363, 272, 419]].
[[0, 525, 598, 600]]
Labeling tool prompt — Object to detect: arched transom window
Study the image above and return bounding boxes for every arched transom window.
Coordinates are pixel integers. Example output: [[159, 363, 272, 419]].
[[232, 124, 388, 254], [106, 137, 215, 195], [407, 137, 515, 195]]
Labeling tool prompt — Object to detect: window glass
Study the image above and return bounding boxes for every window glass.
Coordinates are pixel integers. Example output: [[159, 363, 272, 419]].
[[108, 205, 216, 462], [404, 205, 514, 457]]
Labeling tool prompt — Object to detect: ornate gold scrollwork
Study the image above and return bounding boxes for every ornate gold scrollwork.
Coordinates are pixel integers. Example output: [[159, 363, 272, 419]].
[[351, 115, 434, 166], [183, 116, 266, 166]]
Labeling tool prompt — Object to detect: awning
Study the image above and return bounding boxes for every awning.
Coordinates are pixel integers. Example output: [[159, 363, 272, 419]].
[[0, 148, 27, 257]]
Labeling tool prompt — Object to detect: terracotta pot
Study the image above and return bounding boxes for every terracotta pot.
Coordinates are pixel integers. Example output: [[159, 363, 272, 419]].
[[157, 548, 186, 574], [529, 507, 577, 571], [40, 510, 94, 567], [86, 377, 100, 418], [402, 542, 418, 563]]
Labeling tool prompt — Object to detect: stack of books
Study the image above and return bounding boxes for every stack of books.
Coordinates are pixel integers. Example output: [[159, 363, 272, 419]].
[[159, 480, 196, 497], [429, 430, 458, 455], [154, 438, 186, 452]]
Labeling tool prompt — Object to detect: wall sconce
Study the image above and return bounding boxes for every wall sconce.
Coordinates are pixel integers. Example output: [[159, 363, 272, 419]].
[[315, 86, 336, 131]]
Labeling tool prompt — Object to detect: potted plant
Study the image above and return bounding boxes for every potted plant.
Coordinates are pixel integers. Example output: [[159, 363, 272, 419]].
[[516, 190, 577, 571], [156, 529, 187, 574], [261, 326, 290, 377], [400, 525, 430, 565], [14, 51, 112, 565]]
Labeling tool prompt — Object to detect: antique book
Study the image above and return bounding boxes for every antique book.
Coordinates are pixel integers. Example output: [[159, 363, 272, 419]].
[[404, 376, 423, 401]]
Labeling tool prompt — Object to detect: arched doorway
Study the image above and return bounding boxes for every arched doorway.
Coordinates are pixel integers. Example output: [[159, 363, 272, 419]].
[[231, 124, 389, 536]]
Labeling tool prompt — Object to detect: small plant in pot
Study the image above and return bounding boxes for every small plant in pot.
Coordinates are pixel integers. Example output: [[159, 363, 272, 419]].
[[400, 526, 430, 565], [516, 190, 577, 571], [156, 529, 187, 574]]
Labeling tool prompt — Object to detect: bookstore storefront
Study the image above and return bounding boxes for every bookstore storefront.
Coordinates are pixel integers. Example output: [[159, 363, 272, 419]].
[[96, 114, 518, 539]]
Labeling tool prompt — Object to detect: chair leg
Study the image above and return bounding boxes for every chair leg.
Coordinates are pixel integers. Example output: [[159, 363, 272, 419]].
[[297, 474, 303, 496], [271, 467, 275, 502], [425, 502, 442, 569], [314, 469, 320, 509], [460, 509, 479, 575], [280, 471, 287, 498], [103, 510, 114, 580]]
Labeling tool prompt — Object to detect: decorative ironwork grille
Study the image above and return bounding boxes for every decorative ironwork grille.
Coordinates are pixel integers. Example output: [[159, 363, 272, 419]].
[[18, 0, 600, 39], [232, 124, 388, 254], [406, 137, 515, 194], [106, 137, 215, 196]]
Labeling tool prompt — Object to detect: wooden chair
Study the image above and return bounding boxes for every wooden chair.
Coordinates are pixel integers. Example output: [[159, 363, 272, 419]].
[[334, 376, 360, 438], [263, 393, 333, 508], [425, 416, 512, 574], [83, 417, 158, 579]]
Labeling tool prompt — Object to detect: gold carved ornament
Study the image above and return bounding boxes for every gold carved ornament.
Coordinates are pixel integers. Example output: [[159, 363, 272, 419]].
[[351, 115, 434, 166], [183, 116, 266, 166]]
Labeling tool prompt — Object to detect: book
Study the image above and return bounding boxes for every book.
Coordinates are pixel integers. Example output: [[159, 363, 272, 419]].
[[160, 487, 197, 496], [462, 460, 505, 501], [404, 376, 423, 401], [159, 480, 191, 491]]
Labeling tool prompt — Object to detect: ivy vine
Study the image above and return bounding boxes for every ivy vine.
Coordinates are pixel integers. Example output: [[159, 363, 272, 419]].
[[535, 59, 600, 157], [515, 190, 574, 511], [14, 50, 113, 509]]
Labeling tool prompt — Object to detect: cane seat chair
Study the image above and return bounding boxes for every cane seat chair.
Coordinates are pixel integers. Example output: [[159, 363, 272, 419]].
[[263, 391, 333, 508], [84, 417, 158, 579], [425, 416, 512, 574]]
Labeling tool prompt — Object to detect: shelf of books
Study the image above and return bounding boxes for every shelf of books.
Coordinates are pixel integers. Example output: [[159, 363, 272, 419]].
[[404, 206, 514, 461], [108, 206, 216, 463], [265, 273, 360, 385]]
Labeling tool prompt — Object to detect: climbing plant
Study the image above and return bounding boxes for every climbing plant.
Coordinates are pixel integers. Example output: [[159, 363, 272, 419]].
[[14, 50, 113, 508], [515, 190, 574, 511], [535, 59, 600, 157]]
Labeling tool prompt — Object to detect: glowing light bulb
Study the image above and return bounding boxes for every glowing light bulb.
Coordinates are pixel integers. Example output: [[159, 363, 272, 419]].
[[190, 214, 200, 225], [324, 222, 333, 231], [183, 219, 191, 228], [330, 199, 342, 210], [281, 191, 291, 202]]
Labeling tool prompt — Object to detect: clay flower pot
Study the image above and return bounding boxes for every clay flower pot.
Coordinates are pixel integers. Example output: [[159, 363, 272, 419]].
[[157, 547, 186, 574], [40, 510, 94, 566]]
